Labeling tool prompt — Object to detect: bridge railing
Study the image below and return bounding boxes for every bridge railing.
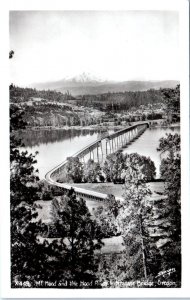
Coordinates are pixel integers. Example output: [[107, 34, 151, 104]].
[[107, 123, 148, 139]]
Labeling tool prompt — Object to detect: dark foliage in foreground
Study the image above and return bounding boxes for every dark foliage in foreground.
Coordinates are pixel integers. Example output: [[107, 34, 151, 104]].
[[10, 104, 102, 288]]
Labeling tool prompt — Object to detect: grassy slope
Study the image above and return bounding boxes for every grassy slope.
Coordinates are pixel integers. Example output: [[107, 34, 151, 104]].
[[36, 181, 166, 254]]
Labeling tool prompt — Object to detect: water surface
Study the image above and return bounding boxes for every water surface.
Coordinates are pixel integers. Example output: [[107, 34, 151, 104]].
[[21, 129, 114, 179], [21, 126, 180, 179], [123, 126, 180, 178]]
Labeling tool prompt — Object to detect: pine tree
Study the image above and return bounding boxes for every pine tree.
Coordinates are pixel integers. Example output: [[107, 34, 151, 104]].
[[9, 103, 51, 286], [10, 53, 49, 285], [50, 188, 103, 286], [121, 153, 153, 279], [157, 133, 181, 285]]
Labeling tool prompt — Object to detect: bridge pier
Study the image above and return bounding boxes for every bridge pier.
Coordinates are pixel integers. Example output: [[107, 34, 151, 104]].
[[100, 141, 103, 162], [115, 138, 117, 151], [66, 123, 148, 166], [97, 144, 99, 162], [46, 122, 149, 187]]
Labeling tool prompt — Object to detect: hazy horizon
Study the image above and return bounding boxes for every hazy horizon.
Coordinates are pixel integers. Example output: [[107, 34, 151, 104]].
[[13, 74, 179, 90]]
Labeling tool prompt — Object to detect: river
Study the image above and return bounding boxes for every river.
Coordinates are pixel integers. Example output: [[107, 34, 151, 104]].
[[20, 128, 114, 179], [123, 126, 180, 178], [20, 126, 180, 179]]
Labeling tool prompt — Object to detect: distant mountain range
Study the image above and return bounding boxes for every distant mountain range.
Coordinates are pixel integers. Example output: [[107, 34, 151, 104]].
[[31, 73, 179, 96]]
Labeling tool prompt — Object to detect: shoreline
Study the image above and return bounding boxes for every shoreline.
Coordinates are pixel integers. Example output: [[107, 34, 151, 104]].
[[24, 122, 180, 132]]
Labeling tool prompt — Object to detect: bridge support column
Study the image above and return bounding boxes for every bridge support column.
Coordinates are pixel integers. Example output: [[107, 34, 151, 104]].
[[120, 134, 122, 147], [126, 132, 128, 144], [135, 127, 138, 137], [100, 141, 103, 162], [109, 139, 112, 154], [97, 144, 99, 162], [114, 138, 117, 151], [124, 132, 127, 144], [132, 130, 134, 140], [108, 139, 111, 154]]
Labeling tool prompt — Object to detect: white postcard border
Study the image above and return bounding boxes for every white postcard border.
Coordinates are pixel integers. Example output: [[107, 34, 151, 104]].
[[0, 0, 189, 298]]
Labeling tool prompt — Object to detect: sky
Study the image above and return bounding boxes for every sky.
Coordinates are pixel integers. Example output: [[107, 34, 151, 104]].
[[9, 10, 179, 86]]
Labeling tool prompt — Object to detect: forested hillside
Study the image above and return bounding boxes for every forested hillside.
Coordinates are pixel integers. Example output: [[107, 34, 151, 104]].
[[75, 89, 163, 112], [9, 85, 75, 103], [9, 85, 179, 127]]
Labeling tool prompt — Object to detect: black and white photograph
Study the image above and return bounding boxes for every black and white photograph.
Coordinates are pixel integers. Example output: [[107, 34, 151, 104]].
[[0, 0, 189, 297]]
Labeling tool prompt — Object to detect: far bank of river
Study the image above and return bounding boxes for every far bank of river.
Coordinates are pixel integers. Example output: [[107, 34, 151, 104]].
[[25, 121, 180, 132]]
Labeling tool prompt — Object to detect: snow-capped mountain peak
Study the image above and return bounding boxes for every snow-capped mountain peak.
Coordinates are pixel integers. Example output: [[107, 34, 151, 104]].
[[64, 72, 106, 83]]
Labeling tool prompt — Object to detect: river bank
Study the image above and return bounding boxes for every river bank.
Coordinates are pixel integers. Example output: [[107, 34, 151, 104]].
[[25, 124, 124, 131], [24, 121, 180, 132]]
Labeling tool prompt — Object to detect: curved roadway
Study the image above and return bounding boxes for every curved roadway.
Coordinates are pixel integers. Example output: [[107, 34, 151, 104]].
[[45, 123, 148, 202]]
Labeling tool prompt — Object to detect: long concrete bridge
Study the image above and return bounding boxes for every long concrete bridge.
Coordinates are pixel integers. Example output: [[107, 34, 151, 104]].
[[45, 123, 149, 202]]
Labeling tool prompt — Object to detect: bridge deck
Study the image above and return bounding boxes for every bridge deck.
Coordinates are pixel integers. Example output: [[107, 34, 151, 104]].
[[45, 123, 149, 201]]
